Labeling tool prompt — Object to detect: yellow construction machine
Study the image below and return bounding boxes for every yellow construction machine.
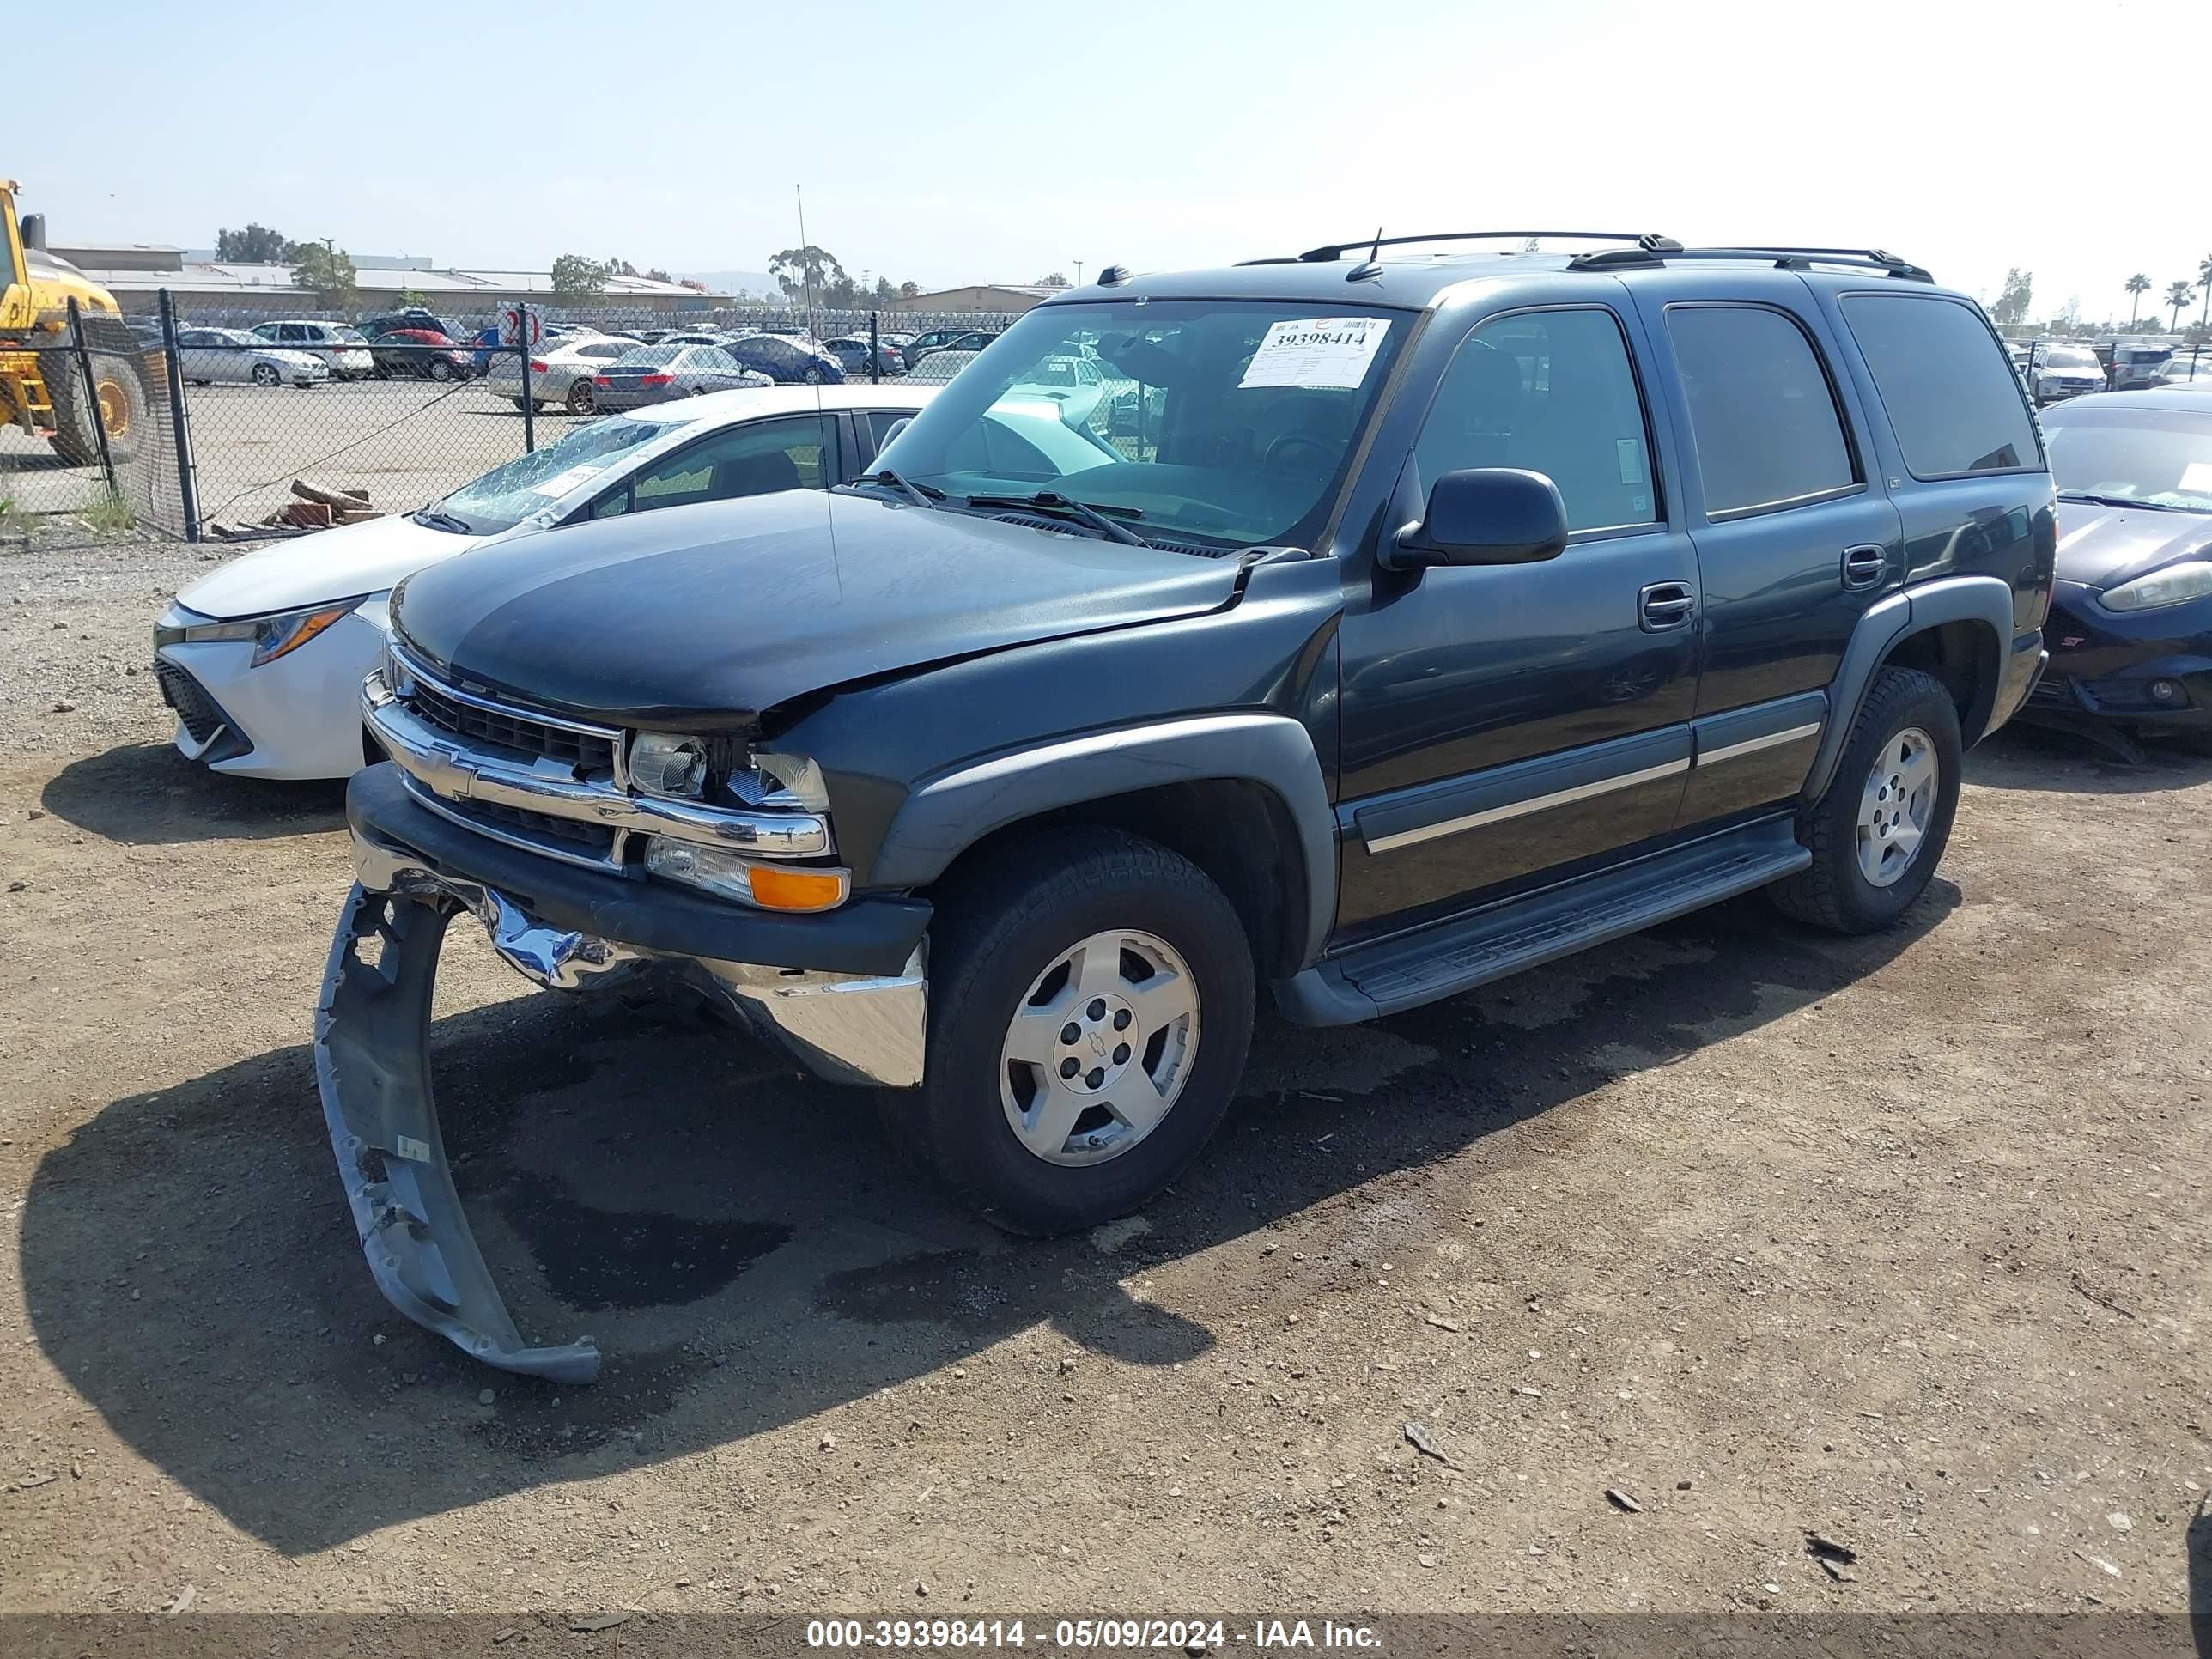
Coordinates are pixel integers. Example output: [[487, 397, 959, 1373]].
[[1, 178, 149, 468]]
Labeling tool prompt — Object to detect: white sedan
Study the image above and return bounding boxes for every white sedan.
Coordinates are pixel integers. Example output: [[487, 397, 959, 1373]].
[[175, 326, 329, 388], [483, 336, 642, 416], [152, 386, 938, 780]]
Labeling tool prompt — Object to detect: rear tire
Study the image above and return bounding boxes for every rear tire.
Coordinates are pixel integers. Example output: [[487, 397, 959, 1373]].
[[1769, 665, 1961, 933], [428, 359, 453, 383], [902, 828, 1255, 1236], [565, 381, 594, 415]]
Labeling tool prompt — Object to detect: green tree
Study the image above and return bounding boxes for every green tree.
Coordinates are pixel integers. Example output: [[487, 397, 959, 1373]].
[[394, 288, 428, 310], [550, 254, 611, 301], [899, 280, 920, 300], [1990, 267, 2033, 329], [769, 246, 847, 305], [216, 223, 299, 263], [1034, 271, 1069, 288], [2197, 253, 2212, 331], [2165, 280, 2193, 329], [2124, 272, 2151, 325], [290, 242, 358, 314]]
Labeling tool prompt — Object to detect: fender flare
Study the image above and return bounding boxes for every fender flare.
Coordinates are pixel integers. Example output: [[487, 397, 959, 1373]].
[[1802, 574, 2015, 801], [870, 714, 1338, 970]]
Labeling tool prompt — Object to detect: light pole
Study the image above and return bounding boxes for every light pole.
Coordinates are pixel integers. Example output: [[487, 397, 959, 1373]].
[[1073, 260, 1085, 287]]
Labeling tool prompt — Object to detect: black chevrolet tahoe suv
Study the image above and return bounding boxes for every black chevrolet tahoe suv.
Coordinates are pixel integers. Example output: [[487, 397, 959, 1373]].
[[320, 232, 2055, 1380]]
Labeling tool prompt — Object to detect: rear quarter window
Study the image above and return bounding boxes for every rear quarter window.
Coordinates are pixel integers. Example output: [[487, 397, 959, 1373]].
[[1842, 295, 2042, 478]]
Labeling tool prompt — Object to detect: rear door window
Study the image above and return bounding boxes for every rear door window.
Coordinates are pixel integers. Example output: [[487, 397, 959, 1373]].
[[1666, 305, 1858, 517], [1838, 295, 2042, 477]]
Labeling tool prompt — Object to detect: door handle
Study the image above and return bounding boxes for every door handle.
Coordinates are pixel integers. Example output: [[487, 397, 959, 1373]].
[[1638, 580, 1697, 632], [1842, 544, 1887, 591]]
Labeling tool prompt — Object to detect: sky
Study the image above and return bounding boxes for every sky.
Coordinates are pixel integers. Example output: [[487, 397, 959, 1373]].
[[24, 0, 2211, 323]]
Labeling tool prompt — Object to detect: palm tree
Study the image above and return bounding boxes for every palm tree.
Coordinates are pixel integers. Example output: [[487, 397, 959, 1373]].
[[2166, 280, 2194, 330], [2197, 253, 2212, 331], [2124, 272, 2151, 325]]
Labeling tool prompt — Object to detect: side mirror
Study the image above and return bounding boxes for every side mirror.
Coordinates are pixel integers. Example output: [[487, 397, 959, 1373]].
[[1387, 467, 1570, 569]]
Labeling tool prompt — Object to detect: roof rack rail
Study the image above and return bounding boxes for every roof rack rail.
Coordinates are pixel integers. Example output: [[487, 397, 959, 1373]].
[[1270, 230, 1669, 265], [1565, 243, 1934, 282]]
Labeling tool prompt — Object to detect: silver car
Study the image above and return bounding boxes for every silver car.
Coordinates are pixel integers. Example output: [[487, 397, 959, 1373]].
[[2028, 343, 2106, 405], [175, 326, 329, 388], [483, 336, 642, 416], [248, 319, 374, 380], [588, 344, 771, 410]]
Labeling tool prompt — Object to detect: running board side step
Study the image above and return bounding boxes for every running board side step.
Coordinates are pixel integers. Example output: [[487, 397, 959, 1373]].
[[1274, 816, 1809, 1026]]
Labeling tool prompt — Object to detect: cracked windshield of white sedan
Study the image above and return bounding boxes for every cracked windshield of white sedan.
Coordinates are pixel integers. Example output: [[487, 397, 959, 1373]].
[[872, 301, 1404, 550]]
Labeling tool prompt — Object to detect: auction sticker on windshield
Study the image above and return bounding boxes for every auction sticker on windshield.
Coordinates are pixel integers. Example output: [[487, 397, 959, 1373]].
[[1238, 317, 1391, 390], [530, 464, 608, 497]]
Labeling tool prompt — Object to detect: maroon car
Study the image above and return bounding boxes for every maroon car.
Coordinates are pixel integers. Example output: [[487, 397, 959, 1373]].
[[369, 328, 476, 382]]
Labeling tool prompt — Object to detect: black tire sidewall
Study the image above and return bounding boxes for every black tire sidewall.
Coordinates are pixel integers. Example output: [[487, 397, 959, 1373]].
[[918, 838, 1255, 1235], [1814, 672, 1962, 930]]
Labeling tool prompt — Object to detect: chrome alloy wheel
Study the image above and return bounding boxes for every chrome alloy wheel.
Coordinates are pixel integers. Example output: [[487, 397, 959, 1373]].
[[1857, 726, 1937, 888], [999, 928, 1200, 1167]]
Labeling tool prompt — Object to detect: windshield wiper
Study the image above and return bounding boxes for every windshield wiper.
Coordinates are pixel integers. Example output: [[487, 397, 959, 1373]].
[[410, 507, 474, 534], [858, 467, 945, 507], [966, 490, 1153, 548], [2057, 491, 2185, 513]]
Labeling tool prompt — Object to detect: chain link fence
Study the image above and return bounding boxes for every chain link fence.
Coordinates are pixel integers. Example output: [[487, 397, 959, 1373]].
[[1, 292, 1019, 543], [0, 305, 185, 531]]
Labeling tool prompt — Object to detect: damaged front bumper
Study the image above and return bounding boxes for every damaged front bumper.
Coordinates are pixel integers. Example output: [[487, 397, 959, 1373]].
[[314, 765, 929, 1382]]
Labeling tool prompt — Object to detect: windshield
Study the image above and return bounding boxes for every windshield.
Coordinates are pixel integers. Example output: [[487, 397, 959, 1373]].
[[430, 416, 668, 533], [2044, 408, 2212, 511], [2042, 345, 2097, 368], [872, 300, 1407, 549]]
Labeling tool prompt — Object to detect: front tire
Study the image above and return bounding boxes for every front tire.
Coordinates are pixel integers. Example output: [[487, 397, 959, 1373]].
[[907, 828, 1255, 1235], [1770, 665, 1961, 933], [428, 359, 453, 382], [251, 363, 281, 388]]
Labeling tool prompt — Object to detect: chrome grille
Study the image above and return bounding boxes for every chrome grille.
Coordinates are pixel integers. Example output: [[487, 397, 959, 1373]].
[[392, 645, 619, 776]]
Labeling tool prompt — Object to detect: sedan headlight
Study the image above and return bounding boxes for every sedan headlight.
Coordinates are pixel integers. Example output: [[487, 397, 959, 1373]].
[[155, 597, 370, 665], [2100, 559, 2212, 613]]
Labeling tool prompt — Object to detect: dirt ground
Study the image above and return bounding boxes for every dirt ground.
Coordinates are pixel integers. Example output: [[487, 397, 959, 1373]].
[[1, 534, 2208, 1624]]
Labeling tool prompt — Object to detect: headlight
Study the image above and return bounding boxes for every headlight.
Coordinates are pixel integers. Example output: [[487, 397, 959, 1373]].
[[644, 839, 848, 912], [155, 598, 369, 665], [2100, 559, 2212, 613], [630, 731, 710, 799]]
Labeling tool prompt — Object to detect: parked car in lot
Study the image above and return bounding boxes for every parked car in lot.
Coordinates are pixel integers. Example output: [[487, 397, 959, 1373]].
[[592, 343, 773, 408], [721, 333, 846, 385], [174, 325, 329, 388], [2028, 342, 2107, 404], [483, 335, 642, 413], [822, 335, 904, 377], [2106, 343, 2174, 391], [248, 319, 374, 379], [2024, 385, 2212, 754], [318, 234, 2053, 1379], [902, 325, 1000, 367], [368, 327, 475, 382], [2154, 352, 2212, 386], [364, 309, 460, 342], [151, 384, 938, 782]]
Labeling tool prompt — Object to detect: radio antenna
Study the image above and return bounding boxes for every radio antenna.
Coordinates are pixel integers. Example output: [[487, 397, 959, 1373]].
[[1346, 226, 1385, 283]]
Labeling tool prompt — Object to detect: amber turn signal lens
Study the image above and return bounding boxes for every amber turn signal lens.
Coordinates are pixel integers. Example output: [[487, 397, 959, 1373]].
[[745, 864, 848, 912]]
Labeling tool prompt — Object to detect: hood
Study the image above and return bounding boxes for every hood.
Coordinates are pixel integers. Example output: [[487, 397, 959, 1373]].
[[2053, 500, 2212, 592], [175, 511, 487, 619], [391, 489, 1245, 730]]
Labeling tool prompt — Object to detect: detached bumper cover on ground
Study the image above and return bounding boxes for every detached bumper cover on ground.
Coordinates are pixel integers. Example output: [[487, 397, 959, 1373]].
[[313, 766, 929, 1382]]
